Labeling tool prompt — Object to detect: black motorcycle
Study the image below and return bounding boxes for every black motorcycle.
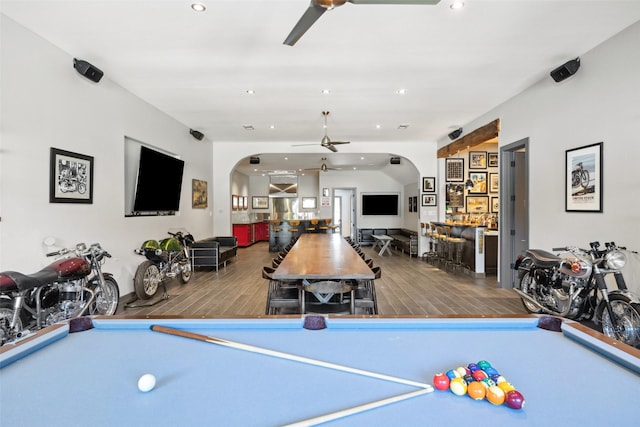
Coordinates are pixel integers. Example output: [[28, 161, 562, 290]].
[[514, 241, 640, 347]]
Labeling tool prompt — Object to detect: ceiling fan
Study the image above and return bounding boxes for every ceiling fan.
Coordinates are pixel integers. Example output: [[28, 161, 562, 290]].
[[303, 157, 342, 172], [284, 0, 441, 46], [293, 111, 350, 153]]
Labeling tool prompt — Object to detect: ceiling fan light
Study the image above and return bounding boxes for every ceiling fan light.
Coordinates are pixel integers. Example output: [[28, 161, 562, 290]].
[[191, 3, 206, 12]]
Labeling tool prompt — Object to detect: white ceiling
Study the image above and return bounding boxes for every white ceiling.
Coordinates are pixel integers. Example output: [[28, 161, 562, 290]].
[[2, 0, 640, 181]]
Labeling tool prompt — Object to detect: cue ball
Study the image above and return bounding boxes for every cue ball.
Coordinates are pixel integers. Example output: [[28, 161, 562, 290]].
[[138, 374, 156, 392]]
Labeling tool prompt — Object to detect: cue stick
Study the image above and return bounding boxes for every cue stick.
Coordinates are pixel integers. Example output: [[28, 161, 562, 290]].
[[151, 325, 433, 390], [282, 388, 432, 427]]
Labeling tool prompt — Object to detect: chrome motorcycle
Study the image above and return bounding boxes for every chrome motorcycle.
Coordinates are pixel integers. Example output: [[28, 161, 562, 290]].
[[0, 243, 120, 345], [514, 241, 640, 347], [133, 231, 194, 300]]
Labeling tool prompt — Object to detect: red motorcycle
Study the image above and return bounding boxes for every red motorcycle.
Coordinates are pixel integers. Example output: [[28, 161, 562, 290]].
[[0, 242, 119, 345]]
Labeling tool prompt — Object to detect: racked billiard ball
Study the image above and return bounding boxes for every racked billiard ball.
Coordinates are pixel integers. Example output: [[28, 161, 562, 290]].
[[433, 373, 450, 391], [466, 381, 486, 400], [449, 377, 467, 396], [486, 385, 506, 405], [505, 390, 525, 409]]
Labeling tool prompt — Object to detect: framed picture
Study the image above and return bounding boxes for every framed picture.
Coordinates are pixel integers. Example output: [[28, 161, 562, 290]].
[[422, 177, 435, 192], [468, 171, 487, 194], [445, 158, 464, 182], [466, 196, 489, 213], [252, 196, 269, 209], [232, 194, 239, 211], [488, 152, 499, 168], [565, 142, 603, 212], [242, 196, 248, 210], [322, 188, 330, 197], [49, 147, 94, 204], [412, 196, 418, 212], [408, 196, 413, 212], [491, 197, 499, 213], [192, 179, 208, 208], [489, 173, 499, 193], [422, 194, 437, 207], [445, 183, 465, 209], [301, 197, 317, 209], [469, 151, 487, 169]]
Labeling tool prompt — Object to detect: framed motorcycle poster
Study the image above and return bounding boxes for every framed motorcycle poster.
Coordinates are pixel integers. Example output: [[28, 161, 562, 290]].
[[49, 147, 93, 204], [565, 142, 602, 212]]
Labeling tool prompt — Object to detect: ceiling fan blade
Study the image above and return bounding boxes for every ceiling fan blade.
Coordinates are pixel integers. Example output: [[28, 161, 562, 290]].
[[325, 144, 338, 153], [292, 143, 319, 147], [328, 141, 350, 145], [284, 3, 326, 46], [349, 0, 440, 4]]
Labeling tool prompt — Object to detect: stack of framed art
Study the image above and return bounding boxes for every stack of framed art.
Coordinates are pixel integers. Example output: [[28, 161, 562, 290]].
[[445, 151, 499, 214]]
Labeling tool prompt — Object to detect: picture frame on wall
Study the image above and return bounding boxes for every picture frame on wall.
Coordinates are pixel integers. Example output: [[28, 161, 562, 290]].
[[466, 196, 489, 213], [49, 147, 94, 204], [302, 197, 317, 209], [422, 194, 437, 207], [412, 196, 418, 212], [192, 179, 208, 208], [469, 151, 487, 169], [252, 196, 269, 209], [445, 158, 464, 182], [491, 197, 499, 213], [489, 173, 499, 193], [488, 153, 499, 168], [232, 194, 239, 211], [445, 183, 465, 209], [408, 196, 413, 212], [565, 142, 603, 212], [242, 196, 248, 210], [422, 177, 435, 192], [468, 171, 487, 194]]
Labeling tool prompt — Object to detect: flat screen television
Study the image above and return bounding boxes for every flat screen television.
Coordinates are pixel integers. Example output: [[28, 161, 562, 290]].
[[133, 146, 184, 213], [362, 194, 399, 215]]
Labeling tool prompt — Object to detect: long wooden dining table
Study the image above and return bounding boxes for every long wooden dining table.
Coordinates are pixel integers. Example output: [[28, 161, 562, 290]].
[[272, 233, 374, 281]]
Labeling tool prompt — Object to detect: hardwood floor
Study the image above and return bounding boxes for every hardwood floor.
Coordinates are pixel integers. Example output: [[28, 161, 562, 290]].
[[119, 241, 526, 317]]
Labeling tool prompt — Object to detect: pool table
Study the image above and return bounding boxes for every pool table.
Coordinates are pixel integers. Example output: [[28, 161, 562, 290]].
[[1, 315, 639, 427]]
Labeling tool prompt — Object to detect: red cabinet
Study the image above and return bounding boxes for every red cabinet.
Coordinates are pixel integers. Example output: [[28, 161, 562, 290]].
[[233, 222, 269, 247]]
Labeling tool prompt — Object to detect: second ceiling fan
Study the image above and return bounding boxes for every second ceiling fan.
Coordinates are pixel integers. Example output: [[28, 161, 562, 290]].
[[284, 0, 441, 46], [294, 111, 350, 152]]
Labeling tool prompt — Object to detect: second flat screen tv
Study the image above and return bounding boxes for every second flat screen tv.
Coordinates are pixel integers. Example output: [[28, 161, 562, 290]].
[[362, 194, 399, 215]]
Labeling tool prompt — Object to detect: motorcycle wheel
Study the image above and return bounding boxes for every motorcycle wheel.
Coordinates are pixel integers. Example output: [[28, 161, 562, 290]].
[[180, 255, 192, 284], [518, 271, 544, 314], [580, 170, 590, 188], [599, 294, 640, 348], [88, 276, 120, 315], [0, 301, 27, 344], [133, 261, 161, 300]]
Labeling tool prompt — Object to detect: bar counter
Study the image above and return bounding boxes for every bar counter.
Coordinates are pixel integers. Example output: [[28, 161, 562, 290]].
[[432, 222, 498, 276]]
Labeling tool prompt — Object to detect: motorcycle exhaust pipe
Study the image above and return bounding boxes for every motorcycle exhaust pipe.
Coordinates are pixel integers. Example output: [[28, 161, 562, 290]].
[[513, 288, 559, 316]]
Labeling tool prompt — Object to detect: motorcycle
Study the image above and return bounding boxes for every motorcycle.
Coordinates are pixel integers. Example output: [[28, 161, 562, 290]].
[[133, 231, 194, 300], [514, 241, 640, 347], [0, 242, 120, 345]]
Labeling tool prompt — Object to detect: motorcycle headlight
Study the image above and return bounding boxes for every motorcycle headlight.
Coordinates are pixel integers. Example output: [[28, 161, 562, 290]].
[[605, 250, 626, 269]]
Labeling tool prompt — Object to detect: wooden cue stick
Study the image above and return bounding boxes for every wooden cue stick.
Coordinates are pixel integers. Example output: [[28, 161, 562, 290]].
[[282, 388, 432, 427], [151, 325, 433, 390]]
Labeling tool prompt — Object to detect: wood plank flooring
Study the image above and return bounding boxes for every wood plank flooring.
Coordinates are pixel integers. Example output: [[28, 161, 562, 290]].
[[119, 241, 526, 316]]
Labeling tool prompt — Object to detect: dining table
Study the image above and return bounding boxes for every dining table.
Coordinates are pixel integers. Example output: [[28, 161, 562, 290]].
[[272, 234, 375, 314]]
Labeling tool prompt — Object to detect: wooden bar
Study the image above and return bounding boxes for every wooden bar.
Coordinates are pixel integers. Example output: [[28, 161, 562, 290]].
[[273, 234, 374, 281]]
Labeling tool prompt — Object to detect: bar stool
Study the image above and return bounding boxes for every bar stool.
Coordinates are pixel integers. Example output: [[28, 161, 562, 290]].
[[288, 220, 300, 240], [445, 226, 466, 272], [306, 219, 319, 233], [270, 220, 283, 251], [318, 219, 331, 233]]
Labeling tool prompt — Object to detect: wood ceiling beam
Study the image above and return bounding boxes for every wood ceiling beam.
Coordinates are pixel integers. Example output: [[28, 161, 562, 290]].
[[437, 118, 501, 158]]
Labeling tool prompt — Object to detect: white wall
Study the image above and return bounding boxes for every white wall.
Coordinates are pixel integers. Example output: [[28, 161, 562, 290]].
[[443, 21, 640, 288], [0, 16, 214, 296]]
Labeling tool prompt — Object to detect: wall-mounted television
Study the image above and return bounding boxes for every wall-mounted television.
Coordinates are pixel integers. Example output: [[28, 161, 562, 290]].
[[362, 194, 399, 216], [133, 146, 184, 213]]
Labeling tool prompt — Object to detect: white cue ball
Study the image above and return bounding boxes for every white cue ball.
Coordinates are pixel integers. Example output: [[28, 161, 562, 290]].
[[137, 374, 156, 392]]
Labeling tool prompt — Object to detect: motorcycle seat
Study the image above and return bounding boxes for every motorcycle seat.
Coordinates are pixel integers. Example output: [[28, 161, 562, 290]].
[[0, 267, 59, 292], [525, 249, 561, 268]]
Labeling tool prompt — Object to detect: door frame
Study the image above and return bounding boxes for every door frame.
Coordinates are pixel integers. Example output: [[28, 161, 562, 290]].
[[499, 138, 529, 288]]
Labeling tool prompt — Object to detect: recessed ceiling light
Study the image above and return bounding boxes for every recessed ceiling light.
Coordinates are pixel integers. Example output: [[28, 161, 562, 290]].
[[450, 1, 465, 10], [270, 125, 275, 129], [246, 89, 255, 94], [376, 124, 381, 129], [395, 89, 407, 95], [191, 3, 206, 12], [321, 89, 330, 94]]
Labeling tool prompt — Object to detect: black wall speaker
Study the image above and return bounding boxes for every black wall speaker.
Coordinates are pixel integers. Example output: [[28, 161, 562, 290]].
[[550, 57, 580, 83], [390, 157, 401, 165], [448, 128, 463, 140], [189, 129, 204, 141], [249, 156, 260, 164], [73, 58, 103, 83]]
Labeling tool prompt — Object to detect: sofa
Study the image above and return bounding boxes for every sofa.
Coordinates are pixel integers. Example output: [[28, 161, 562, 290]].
[[189, 236, 238, 271], [358, 228, 418, 257]]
